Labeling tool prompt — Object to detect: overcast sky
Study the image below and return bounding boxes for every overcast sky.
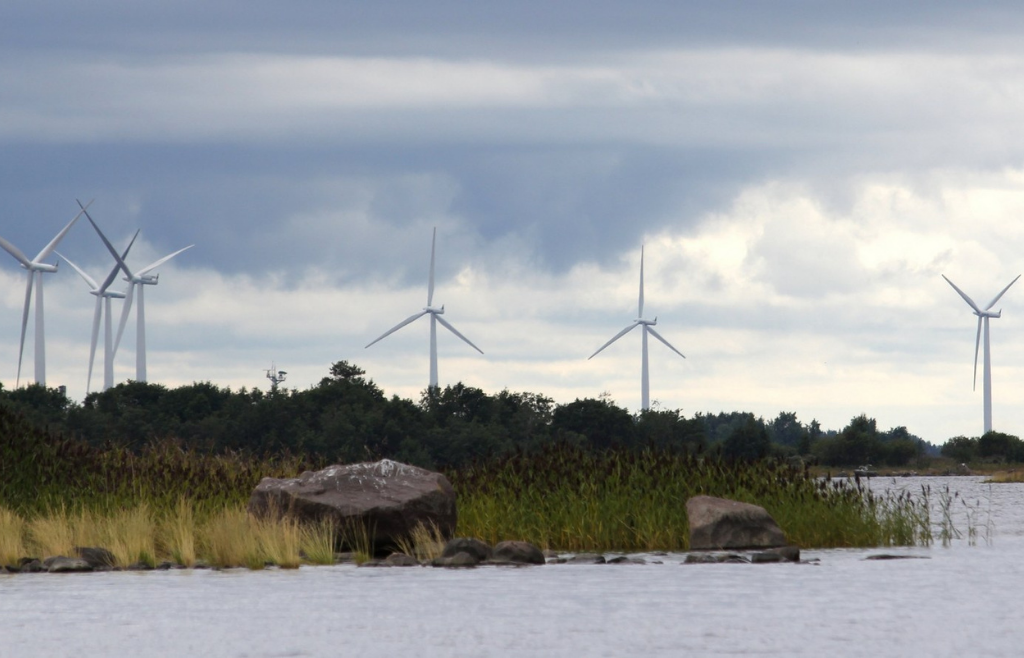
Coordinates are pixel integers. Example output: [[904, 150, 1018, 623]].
[[6, 2, 1024, 443]]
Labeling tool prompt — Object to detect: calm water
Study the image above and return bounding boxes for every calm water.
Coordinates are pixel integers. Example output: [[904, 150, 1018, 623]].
[[3, 477, 1024, 657]]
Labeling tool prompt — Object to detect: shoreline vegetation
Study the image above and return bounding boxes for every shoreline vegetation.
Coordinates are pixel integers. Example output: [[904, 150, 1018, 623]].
[[1, 399, 935, 569], [0, 360, 1007, 570]]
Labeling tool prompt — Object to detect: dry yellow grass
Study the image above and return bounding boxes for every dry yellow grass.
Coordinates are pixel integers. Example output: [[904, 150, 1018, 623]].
[[202, 506, 259, 568], [300, 518, 336, 565], [985, 470, 1024, 483], [160, 497, 197, 567], [0, 507, 27, 566], [395, 521, 446, 561], [103, 505, 157, 568], [27, 506, 74, 558]]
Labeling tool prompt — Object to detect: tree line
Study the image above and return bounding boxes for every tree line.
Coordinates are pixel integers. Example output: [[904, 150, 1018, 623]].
[[0, 360, 948, 469]]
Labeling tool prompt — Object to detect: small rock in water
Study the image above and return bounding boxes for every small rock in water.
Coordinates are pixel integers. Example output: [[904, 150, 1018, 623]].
[[431, 551, 480, 568], [567, 553, 606, 564], [441, 538, 492, 562], [491, 541, 545, 565], [384, 552, 420, 567], [20, 559, 45, 573], [74, 546, 116, 569], [750, 546, 801, 564], [606, 556, 646, 565], [47, 557, 93, 573]]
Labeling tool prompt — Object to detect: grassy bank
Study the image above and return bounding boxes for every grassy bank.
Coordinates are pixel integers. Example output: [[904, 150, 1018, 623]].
[[1, 405, 934, 567]]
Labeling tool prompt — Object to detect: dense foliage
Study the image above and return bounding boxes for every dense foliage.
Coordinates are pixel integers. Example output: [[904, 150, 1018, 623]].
[[0, 360, 939, 470]]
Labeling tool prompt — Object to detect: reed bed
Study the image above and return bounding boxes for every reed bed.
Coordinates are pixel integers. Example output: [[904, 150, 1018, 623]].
[[449, 444, 932, 551]]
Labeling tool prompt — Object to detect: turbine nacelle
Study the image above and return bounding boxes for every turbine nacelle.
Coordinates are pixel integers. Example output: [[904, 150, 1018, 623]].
[[125, 274, 160, 285], [638, 318, 657, 326], [23, 262, 59, 273], [425, 305, 445, 315], [89, 289, 127, 300], [975, 310, 1002, 319]]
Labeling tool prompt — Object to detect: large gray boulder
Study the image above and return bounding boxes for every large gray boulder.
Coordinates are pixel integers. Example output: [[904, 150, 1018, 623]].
[[248, 459, 456, 555], [686, 496, 787, 550]]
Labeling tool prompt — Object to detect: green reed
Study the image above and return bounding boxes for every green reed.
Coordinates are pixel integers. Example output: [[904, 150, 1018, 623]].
[[448, 444, 932, 551]]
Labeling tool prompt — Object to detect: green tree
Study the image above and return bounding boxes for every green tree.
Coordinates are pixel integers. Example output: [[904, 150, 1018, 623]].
[[722, 416, 771, 461]]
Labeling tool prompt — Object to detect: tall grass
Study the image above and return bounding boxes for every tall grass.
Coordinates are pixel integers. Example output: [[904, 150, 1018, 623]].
[[300, 519, 337, 565], [450, 444, 932, 551], [0, 507, 26, 566], [162, 497, 197, 567]]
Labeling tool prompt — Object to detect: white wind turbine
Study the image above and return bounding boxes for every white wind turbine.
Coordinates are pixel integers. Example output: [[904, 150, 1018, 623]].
[[943, 273, 1020, 435], [589, 246, 685, 410], [365, 227, 483, 389], [0, 202, 91, 386], [83, 206, 193, 383], [57, 230, 139, 393]]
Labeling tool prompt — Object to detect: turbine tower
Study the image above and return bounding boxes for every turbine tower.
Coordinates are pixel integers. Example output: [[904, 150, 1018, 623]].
[[57, 229, 139, 393], [943, 273, 1020, 435], [0, 202, 91, 386], [83, 204, 193, 383], [365, 227, 483, 389], [589, 246, 685, 410]]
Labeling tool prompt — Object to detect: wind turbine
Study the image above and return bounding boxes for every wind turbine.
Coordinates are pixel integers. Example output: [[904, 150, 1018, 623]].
[[0, 202, 91, 386], [589, 246, 685, 411], [56, 229, 140, 393], [943, 273, 1020, 435], [82, 204, 193, 383], [365, 227, 483, 389]]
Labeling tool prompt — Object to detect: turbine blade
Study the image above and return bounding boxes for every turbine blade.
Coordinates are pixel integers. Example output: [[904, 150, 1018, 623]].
[[365, 310, 429, 348], [86, 297, 102, 394], [16, 273, 33, 386], [34, 201, 90, 263], [435, 314, 484, 354], [646, 326, 686, 359], [427, 227, 436, 307], [974, 315, 982, 392], [86, 212, 135, 279], [98, 230, 140, 293], [638, 245, 645, 318], [0, 235, 31, 267], [113, 283, 135, 355], [984, 274, 1022, 311], [136, 244, 194, 276], [588, 322, 640, 359], [942, 275, 982, 314], [56, 251, 99, 290]]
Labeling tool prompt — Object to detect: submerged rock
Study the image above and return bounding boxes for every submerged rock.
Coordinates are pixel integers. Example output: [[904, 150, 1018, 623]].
[[686, 496, 787, 550], [567, 553, 606, 564], [248, 459, 457, 555], [751, 546, 801, 563]]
